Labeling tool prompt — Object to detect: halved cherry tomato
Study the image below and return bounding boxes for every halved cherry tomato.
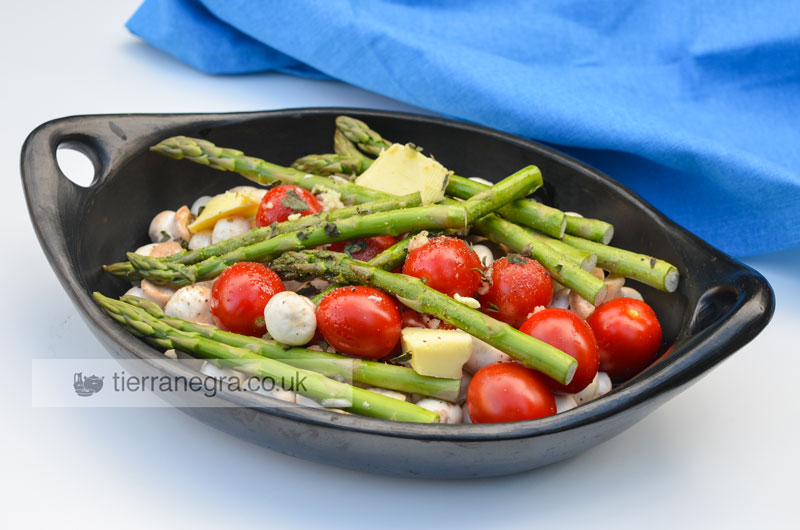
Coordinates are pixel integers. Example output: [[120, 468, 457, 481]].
[[330, 235, 397, 262], [467, 362, 557, 423], [316, 286, 401, 359], [479, 255, 553, 327], [402, 236, 482, 297], [255, 185, 322, 227], [519, 308, 599, 394], [210, 262, 285, 336], [587, 297, 662, 381]]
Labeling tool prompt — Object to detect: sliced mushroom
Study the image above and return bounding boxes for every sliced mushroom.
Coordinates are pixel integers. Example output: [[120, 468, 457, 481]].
[[555, 394, 578, 413], [173, 205, 193, 241], [619, 286, 644, 302], [472, 244, 494, 268], [569, 290, 595, 320], [140, 279, 177, 308], [604, 275, 626, 301], [150, 241, 183, 258], [464, 338, 511, 374]]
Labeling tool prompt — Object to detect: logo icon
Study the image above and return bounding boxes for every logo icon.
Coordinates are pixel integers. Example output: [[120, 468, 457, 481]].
[[73, 372, 104, 397]]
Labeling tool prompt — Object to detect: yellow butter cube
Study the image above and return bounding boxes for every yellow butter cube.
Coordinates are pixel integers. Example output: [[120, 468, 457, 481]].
[[188, 191, 259, 233], [355, 143, 449, 205], [401, 328, 473, 379]]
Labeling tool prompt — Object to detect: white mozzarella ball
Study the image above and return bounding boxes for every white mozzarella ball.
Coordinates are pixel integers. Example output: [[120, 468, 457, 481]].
[[164, 284, 214, 325], [211, 216, 251, 244], [472, 244, 494, 268], [190, 195, 212, 217], [188, 230, 212, 250], [149, 210, 176, 242], [415, 398, 463, 424], [263, 291, 317, 346], [125, 286, 145, 298], [555, 394, 578, 413], [549, 288, 571, 309], [464, 338, 511, 374]]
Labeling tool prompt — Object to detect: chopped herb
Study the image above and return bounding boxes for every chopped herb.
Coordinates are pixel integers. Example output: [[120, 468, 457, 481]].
[[391, 352, 412, 364], [178, 238, 189, 250], [325, 223, 340, 238], [471, 267, 484, 274], [507, 253, 529, 265], [344, 239, 367, 257], [317, 340, 329, 351], [487, 303, 500, 312], [281, 189, 310, 211], [296, 230, 309, 241], [196, 205, 206, 216], [159, 230, 171, 242]]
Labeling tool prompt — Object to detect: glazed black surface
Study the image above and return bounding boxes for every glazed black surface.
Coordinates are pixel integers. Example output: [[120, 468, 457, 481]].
[[21, 109, 774, 478]]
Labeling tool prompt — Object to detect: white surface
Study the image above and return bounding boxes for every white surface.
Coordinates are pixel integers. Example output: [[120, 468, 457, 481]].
[[2, 2, 798, 528]]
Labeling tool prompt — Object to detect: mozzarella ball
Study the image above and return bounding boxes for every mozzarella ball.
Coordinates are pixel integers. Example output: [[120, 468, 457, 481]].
[[596, 372, 613, 397], [149, 210, 177, 243], [190, 195, 212, 217], [125, 286, 145, 298], [188, 230, 212, 250], [211, 216, 251, 244], [263, 291, 317, 345], [164, 284, 214, 325], [415, 398, 464, 424], [464, 338, 511, 374], [571, 372, 600, 404], [472, 244, 494, 268]]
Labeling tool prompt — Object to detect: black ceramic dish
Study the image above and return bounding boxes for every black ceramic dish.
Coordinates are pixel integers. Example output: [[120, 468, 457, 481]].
[[22, 108, 773, 478]]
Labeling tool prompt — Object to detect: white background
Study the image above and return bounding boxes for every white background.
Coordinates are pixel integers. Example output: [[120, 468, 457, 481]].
[[2, 2, 798, 528]]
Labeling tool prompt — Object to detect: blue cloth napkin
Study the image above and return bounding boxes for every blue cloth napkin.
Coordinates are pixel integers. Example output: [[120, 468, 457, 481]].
[[127, 0, 800, 257]]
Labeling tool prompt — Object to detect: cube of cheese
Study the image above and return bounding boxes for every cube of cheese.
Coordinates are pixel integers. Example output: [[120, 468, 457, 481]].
[[188, 191, 259, 233], [355, 143, 449, 205], [401, 328, 473, 379]]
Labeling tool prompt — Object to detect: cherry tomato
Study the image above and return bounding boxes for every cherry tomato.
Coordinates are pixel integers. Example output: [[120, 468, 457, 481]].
[[399, 309, 456, 330], [210, 262, 285, 336], [466, 362, 557, 423], [519, 308, 599, 394], [255, 185, 322, 227], [316, 286, 402, 359], [479, 255, 553, 327], [330, 235, 397, 262], [587, 297, 662, 381], [402, 236, 482, 297]]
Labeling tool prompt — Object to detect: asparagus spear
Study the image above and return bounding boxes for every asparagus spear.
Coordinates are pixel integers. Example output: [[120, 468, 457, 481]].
[[151, 136, 387, 204], [128, 166, 542, 286], [270, 250, 578, 385], [292, 152, 370, 176], [121, 294, 459, 401], [561, 234, 680, 292], [336, 115, 615, 241], [148, 136, 605, 299], [104, 193, 422, 281], [334, 128, 369, 159], [94, 293, 439, 423]]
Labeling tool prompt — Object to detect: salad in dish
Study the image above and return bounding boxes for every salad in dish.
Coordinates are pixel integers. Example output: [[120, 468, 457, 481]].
[[95, 116, 679, 424]]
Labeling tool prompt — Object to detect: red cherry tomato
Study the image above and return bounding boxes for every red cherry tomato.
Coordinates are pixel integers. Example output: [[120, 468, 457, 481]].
[[255, 185, 322, 227], [402, 236, 482, 297], [519, 308, 599, 394], [330, 235, 397, 262], [587, 297, 662, 381], [210, 262, 285, 336], [316, 286, 402, 360], [466, 362, 557, 423], [479, 255, 553, 328]]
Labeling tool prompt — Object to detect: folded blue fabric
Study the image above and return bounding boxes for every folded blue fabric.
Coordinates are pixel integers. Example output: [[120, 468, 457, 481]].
[[127, 0, 800, 257]]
